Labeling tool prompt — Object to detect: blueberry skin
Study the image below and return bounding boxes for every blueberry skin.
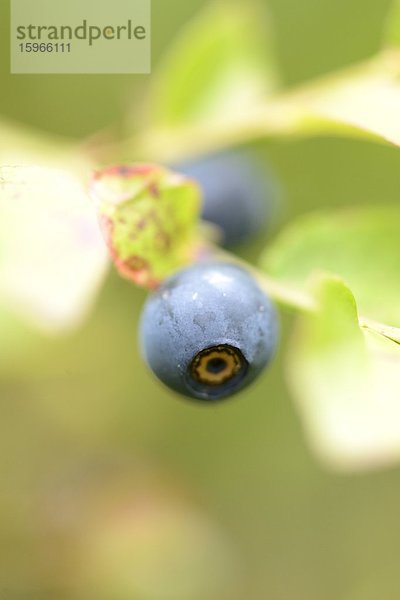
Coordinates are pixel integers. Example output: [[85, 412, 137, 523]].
[[139, 262, 278, 401], [173, 151, 276, 247]]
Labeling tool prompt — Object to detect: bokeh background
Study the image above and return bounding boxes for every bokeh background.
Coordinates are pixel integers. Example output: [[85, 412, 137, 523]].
[[2, 0, 400, 598]]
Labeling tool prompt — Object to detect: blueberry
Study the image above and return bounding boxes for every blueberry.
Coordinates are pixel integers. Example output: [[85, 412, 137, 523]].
[[173, 151, 277, 247], [139, 262, 278, 401]]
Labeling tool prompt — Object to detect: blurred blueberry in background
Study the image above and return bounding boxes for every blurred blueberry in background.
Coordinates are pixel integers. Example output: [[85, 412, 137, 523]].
[[173, 150, 279, 248]]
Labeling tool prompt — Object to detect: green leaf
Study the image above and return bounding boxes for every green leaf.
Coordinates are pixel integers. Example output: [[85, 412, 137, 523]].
[[124, 50, 400, 164], [288, 275, 400, 471], [91, 164, 201, 288], [147, 1, 278, 129], [294, 51, 400, 148], [0, 165, 108, 333], [0, 117, 89, 176], [260, 206, 400, 326]]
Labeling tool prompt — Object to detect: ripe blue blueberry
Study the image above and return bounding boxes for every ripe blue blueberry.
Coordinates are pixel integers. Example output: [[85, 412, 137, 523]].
[[139, 262, 278, 401], [173, 151, 277, 247]]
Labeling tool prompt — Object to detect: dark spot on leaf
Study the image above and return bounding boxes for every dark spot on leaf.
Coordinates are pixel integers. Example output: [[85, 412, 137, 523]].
[[137, 218, 148, 230], [154, 231, 171, 250], [124, 256, 147, 271], [148, 182, 160, 197]]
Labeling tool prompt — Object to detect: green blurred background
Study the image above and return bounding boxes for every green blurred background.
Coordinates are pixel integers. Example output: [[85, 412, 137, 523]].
[[2, 0, 400, 598]]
